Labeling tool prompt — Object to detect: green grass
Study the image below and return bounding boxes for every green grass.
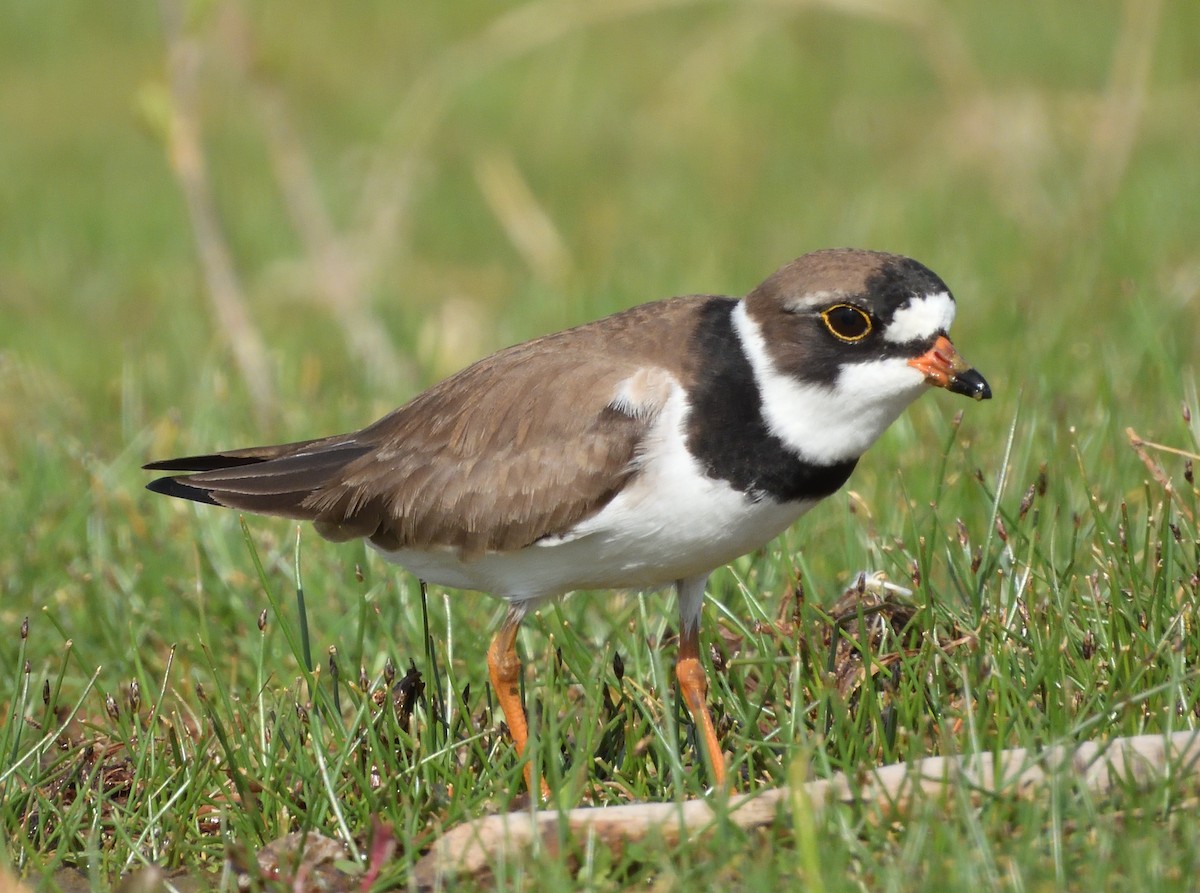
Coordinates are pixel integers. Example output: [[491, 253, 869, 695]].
[[4, 0, 1200, 889]]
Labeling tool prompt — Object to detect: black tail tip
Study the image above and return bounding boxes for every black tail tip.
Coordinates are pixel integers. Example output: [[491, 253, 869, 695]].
[[145, 476, 221, 506]]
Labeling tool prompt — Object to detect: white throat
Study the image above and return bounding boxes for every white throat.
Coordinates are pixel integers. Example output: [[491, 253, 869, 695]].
[[731, 302, 929, 465]]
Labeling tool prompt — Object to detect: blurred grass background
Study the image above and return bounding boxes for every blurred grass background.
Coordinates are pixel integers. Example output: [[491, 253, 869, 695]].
[[3, 0, 1200, 888]]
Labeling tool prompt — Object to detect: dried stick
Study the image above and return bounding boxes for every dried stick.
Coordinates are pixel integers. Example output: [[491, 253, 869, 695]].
[[0, 868, 33, 893], [414, 731, 1200, 887]]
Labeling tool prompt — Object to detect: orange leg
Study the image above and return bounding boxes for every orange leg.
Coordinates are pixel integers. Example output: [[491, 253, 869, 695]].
[[487, 609, 551, 800], [676, 620, 728, 790]]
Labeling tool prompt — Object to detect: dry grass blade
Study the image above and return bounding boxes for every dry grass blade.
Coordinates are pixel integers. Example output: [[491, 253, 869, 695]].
[[252, 83, 410, 392], [158, 0, 276, 422], [473, 152, 572, 286], [1083, 0, 1164, 207], [1126, 426, 1196, 523]]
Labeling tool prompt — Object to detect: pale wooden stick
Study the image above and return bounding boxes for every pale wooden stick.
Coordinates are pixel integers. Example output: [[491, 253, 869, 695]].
[[0, 868, 33, 893], [415, 731, 1200, 887]]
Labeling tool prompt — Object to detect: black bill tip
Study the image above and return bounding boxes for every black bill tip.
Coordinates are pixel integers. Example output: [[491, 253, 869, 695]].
[[948, 368, 992, 401]]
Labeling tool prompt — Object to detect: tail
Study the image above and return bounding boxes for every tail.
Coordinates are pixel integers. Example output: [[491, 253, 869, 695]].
[[144, 437, 371, 520]]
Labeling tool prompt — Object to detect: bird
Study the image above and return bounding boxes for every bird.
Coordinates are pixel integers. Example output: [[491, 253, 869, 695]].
[[144, 248, 991, 795]]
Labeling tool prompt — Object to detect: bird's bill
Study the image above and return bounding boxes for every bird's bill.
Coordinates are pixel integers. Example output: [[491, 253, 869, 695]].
[[908, 335, 992, 401]]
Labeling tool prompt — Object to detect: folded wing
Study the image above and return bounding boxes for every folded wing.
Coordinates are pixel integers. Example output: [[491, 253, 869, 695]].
[[145, 327, 680, 555]]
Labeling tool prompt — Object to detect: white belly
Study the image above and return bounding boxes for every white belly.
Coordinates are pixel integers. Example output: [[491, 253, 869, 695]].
[[374, 489, 814, 601], [378, 487, 815, 600]]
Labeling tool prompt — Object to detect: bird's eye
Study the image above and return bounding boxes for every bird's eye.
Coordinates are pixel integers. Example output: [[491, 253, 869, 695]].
[[821, 304, 873, 342]]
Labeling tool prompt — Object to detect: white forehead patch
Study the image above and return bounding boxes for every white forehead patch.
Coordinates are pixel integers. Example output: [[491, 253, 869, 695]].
[[782, 289, 840, 312], [884, 291, 956, 343]]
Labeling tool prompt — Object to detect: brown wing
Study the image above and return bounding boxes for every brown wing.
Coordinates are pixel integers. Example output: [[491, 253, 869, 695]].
[[145, 298, 702, 554]]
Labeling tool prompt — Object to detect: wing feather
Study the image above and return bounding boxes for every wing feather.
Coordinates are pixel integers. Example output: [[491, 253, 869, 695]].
[[145, 297, 707, 553]]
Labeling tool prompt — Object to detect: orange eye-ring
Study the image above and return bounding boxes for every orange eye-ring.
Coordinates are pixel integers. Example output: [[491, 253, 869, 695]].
[[821, 304, 873, 342]]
